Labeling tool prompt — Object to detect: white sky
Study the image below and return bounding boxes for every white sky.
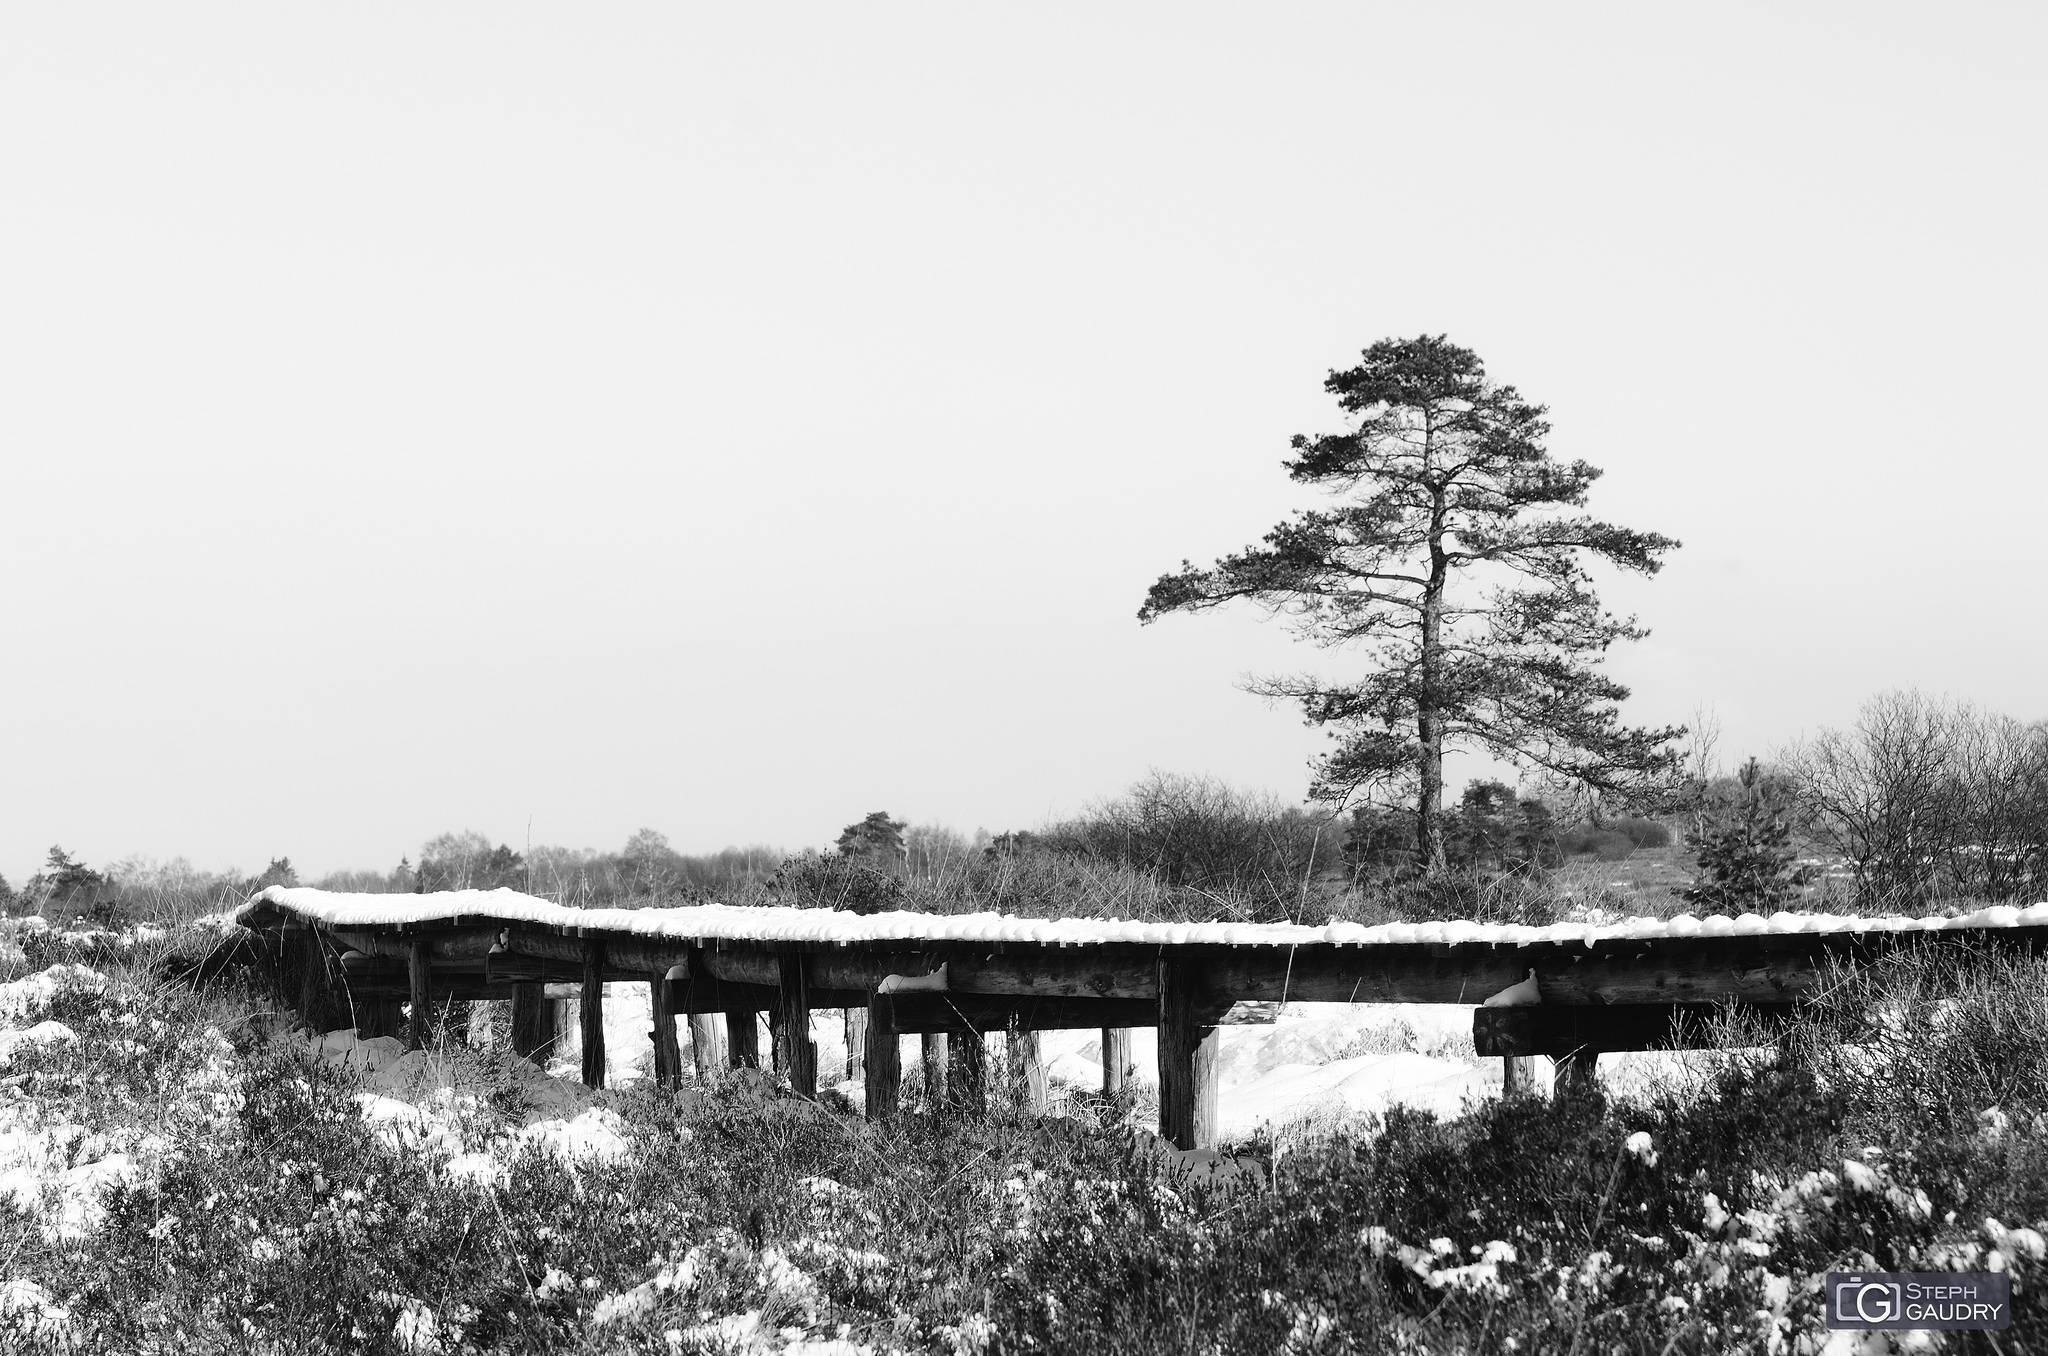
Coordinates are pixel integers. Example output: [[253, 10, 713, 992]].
[[3, 6, 2044, 884]]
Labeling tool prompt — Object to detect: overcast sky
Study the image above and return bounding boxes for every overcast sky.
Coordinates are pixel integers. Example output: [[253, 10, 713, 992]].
[[3, 6, 2043, 884]]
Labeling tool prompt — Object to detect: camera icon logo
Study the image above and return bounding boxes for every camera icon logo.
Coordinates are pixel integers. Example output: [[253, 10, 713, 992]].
[[1833, 1276, 1903, 1325]]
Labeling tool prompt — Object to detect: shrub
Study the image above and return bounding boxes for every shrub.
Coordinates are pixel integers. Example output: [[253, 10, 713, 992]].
[[1557, 827, 1636, 861], [766, 851, 905, 914], [1611, 816, 1671, 849], [1042, 772, 1345, 910], [1374, 872, 1562, 926]]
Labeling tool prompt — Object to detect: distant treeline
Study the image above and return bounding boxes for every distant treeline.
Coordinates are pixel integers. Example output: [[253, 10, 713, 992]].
[[6, 688, 2042, 927]]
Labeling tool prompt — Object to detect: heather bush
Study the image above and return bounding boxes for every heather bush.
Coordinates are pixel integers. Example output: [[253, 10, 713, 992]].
[[12, 921, 2048, 1352], [1612, 815, 1672, 849], [1558, 825, 1637, 861], [766, 850, 906, 914]]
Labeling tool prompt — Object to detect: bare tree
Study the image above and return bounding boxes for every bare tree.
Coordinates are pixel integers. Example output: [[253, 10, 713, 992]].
[[1783, 691, 1968, 907]]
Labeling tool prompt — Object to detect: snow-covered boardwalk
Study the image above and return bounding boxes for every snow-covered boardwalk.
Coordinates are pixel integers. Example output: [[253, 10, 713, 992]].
[[235, 887, 2048, 1149]]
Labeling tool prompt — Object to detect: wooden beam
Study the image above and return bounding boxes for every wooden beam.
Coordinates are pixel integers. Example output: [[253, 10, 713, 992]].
[[511, 982, 553, 1062], [1471, 1003, 1801, 1057], [335, 928, 500, 966], [500, 930, 694, 977], [344, 975, 516, 1003], [486, 952, 642, 985], [1102, 1028, 1133, 1097], [876, 993, 1158, 1035], [777, 955, 816, 1098], [864, 993, 899, 1122], [1158, 957, 1219, 1151], [695, 949, 782, 988], [650, 976, 682, 1088], [407, 941, 432, 1050], [667, 977, 867, 1014], [808, 952, 1159, 1001], [1197, 934, 1897, 1008], [580, 940, 607, 1089]]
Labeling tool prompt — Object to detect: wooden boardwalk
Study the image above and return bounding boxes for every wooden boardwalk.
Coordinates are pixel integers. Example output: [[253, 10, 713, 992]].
[[235, 889, 2048, 1148]]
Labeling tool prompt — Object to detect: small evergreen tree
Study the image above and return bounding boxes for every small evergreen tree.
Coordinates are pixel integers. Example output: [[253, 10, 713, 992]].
[[835, 812, 908, 869], [28, 846, 108, 910], [244, 857, 299, 894], [1445, 782, 1517, 872], [1510, 797, 1564, 870], [1682, 758, 1811, 913], [478, 844, 526, 891]]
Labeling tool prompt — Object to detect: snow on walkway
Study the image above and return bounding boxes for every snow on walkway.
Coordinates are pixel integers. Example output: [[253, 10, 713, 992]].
[[244, 884, 2048, 952]]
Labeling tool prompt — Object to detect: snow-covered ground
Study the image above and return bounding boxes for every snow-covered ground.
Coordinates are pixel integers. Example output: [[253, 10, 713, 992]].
[[7, 913, 2032, 1352]]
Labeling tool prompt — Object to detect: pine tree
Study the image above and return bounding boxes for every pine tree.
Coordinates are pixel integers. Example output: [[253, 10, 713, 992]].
[[1141, 335, 1681, 874], [835, 811, 908, 867], [1682, 758, 1810, 913], [29, 847, 107, 909]]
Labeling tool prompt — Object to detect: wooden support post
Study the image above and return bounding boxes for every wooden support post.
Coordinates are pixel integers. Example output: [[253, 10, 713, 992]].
[[768, 1004, 787, 1074], [1157, 958, 1219, 1151], [1102, 1028, 1133, 1097], [580, 940, 607, 1089], [922, 1033, 949, 1104], [1503, 1055, 1535, 1097], [776, 955, 816, 1099], [650, 976, 683, 1088], [689, 1015, 725, 1080], [844, 1008, 867, 1082], [1552, 1049, 1600, 1100], [407, 940, 432, 1050], [1008, 1027, 1047, 1114], [726, 1011, 761, 1069], [553, 996, 579, 1065], [865, 992, 900, 1122], [510, 983, 552, 1061], [949, 1030, 987, 1113]]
